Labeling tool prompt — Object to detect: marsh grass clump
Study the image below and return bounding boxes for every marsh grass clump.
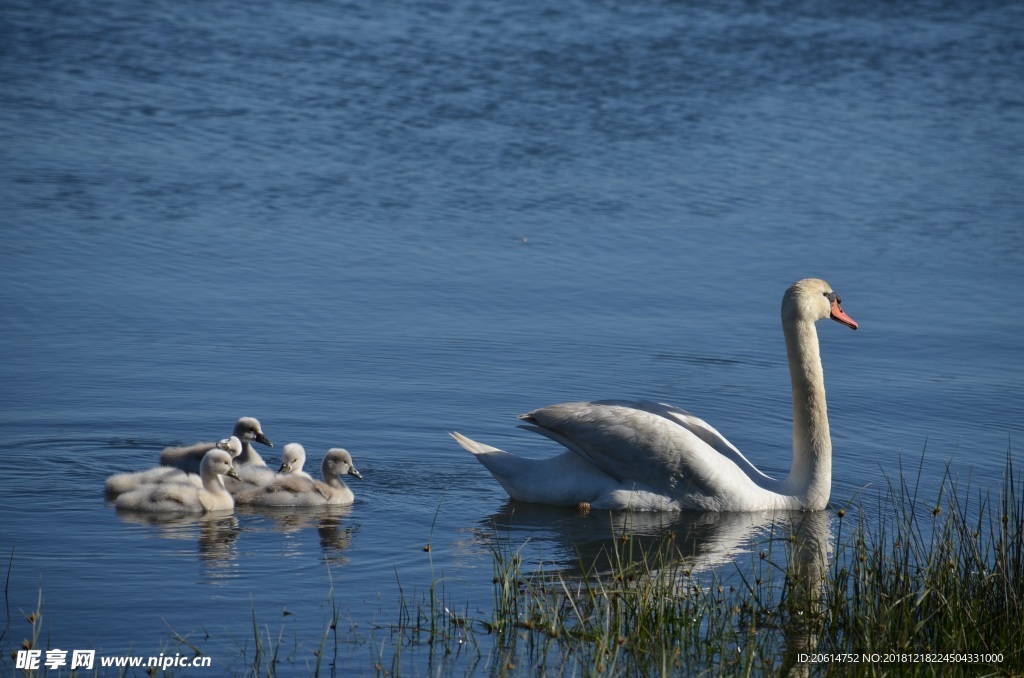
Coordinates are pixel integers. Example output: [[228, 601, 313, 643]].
[[480, 454, 1024, 677], [482, 515, 828, 676], [819, 456, 1024, 675], [375, 571, 481, 674]]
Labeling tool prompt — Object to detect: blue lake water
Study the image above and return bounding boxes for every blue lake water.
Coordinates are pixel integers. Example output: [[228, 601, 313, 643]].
[[1, 0, 1022, 673]]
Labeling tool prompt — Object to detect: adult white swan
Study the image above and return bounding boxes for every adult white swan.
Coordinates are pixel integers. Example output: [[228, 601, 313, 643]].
[[451, 278, 858, 512]]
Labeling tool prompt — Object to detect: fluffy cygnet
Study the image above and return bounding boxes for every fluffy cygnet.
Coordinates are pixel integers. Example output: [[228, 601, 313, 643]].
[[226, 442, 314, 494], [160, 417, 272, 473], [277, 443, 314, 481], [105, 437, 241, 498], [115, 449, 242, 513], [234, 448, 362, 507]]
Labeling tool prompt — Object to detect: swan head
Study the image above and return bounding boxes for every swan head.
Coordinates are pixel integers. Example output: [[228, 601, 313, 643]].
[[202, 449, 242, 481], [278, 443, 307, 474], [233, 417, 273, 448], [783, 278, 858, 330], [323, 448, 363, 480], [216, 436, 243, 458]]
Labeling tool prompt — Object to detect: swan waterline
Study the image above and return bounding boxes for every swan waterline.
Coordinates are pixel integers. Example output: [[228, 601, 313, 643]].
[[452, 278, 858, 512]]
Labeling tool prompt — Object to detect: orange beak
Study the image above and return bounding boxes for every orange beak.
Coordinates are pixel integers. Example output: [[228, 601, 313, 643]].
[[830, 298, 858, 330]]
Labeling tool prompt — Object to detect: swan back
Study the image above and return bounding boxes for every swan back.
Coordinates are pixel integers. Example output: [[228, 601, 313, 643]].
[[519, 401, 782, 510], [105, 465, 192, 498], [232, 474, 319, 506]]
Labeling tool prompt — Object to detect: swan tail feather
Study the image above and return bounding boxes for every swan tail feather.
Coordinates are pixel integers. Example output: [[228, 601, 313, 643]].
[[451, 430, 626, 507], [449, 431, 504, 455]]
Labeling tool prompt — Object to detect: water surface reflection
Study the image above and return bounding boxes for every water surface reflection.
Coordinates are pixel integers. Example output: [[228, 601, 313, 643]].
[[479, 500, 832, 579]]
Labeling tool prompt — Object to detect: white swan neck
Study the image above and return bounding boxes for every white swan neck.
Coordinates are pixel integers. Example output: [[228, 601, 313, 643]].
[[238, 442, 263, 465], [324, 473, 347, 490], [200, 469, 230, 496], [783, 317, 832, 509]]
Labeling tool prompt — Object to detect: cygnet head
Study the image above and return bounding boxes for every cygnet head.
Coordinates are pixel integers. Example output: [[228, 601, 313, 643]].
[[203, 449, 242, 482], [323, 448, 362, 481], [216, 436, 243, 459], [782, 278, 858, 330], [278, 443, 307, 474], [234, 417, 273, 448]]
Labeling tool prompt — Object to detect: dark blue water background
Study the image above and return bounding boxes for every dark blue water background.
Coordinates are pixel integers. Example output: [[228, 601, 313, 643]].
[[1, 0, 1022, 672]]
